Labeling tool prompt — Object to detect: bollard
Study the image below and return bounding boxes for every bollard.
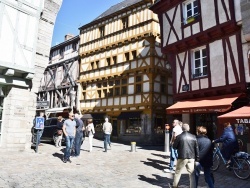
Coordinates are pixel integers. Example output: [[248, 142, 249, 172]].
[[164, 124, 170, 156], [131, 142, 136, 152]]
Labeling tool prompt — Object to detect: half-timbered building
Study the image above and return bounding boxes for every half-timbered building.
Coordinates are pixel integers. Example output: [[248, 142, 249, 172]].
[[151, 0, 250, 151], [37, 34, 80, 117], [79, 0, 172, 144]]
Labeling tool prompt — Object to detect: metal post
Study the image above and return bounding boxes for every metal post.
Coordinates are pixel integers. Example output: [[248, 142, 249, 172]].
[[164, 124, 170, 156]]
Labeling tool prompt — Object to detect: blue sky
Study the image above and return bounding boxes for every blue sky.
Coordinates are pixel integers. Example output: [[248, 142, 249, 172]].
[[51, 0, 123, 46]]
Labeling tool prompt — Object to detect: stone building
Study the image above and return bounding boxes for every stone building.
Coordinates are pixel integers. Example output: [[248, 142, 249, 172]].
[[0, 0, 62, 150], [79, 0, 172, 144]]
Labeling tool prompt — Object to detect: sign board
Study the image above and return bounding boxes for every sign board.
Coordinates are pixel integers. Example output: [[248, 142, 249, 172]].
[[35, 117, 44, 129], [37, 101, 49, 108]]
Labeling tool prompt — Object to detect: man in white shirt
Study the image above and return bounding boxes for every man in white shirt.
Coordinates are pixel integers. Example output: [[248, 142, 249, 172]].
[[103, 117, 112, 152], [164, 119, 183, 172]]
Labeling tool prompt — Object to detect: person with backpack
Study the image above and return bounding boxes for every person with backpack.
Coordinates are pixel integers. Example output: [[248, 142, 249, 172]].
[[73, 113, 85, 157]]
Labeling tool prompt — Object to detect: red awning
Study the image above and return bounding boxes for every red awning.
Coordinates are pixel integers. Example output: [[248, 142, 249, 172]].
[[166, 93, 242, 114], [218, 106, 250, 119]]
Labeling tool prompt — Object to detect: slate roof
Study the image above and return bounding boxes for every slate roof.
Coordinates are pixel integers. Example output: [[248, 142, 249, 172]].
[[93, 0, 143, 21]]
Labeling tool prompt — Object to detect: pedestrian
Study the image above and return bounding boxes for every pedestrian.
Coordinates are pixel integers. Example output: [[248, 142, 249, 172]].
[[164, 119, 183, 173], [213, 122, 239, 167], [55, 116, 63, 148], [86, 119, 95, 152], [62, 113, 76, 163], [103, 117, 112, 152], [169, 123, 199, 188], [195, 126, 214, 188], [73, 113, 85, 157]]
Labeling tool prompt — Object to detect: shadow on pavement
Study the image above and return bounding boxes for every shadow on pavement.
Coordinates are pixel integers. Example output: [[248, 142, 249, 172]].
[[151, 153, 170, 159], [140, 158, 168, 171], [52, 152, 64, 161], [138, 174, 170, 188]]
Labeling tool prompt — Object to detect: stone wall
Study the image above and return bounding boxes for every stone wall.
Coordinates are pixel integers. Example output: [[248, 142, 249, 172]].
[[1, 0, 62, 151]]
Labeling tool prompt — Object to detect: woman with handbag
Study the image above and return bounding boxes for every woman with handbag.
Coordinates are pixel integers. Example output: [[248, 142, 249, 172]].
[[55, 116, 64, 148]]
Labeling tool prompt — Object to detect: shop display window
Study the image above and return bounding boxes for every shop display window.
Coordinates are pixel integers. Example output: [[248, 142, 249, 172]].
[[154, 117, 164, 134], [93, 119, 103, 132], [125, 117, 141, 134]]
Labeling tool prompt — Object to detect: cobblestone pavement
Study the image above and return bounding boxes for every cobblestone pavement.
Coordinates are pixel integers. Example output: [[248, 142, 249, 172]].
[[1, 138, 250, 188]]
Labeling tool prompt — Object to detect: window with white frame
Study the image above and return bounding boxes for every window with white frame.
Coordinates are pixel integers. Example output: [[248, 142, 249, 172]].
[[192, 48, 207, 78], [183, 0, 198, 24]]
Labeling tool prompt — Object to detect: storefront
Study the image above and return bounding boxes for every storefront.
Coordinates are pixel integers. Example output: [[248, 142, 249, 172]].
[[218, 106, 250, 152], [166, 93, 244, 139]]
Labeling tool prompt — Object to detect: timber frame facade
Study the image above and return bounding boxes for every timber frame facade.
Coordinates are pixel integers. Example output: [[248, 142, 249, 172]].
[[151, 0, 250, 150], [79, 0, 172, 144], [37, 35, 80, 116]]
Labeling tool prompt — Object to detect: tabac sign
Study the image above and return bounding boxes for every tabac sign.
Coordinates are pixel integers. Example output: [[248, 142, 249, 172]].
[[37, 101, 49, 108], [236, 119, 250, 124]]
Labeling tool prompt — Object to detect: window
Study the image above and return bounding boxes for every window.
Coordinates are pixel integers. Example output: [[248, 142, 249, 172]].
[[108, 88, 113, 97], [72, 43, 77, 51], [192, 48, 207, 78], [161, 76, 166, 93], [96, 61, 99, 69], [113, 56, 117, 64], [121, 86, 127, 95], [91, 62, 94, 69], [135, 75, 142, 93], [125, 52, 129, 61], [122, 17, 129, 29], [109, 81, 113, 86], [115, 80, 120, 85], [99, 26, 105, 37], [106, 58, 111, 66], [59, 48, 64, 59], [115, 88, 120, 96], [183, 0, 198, 24], [132, 50, 137, 59]]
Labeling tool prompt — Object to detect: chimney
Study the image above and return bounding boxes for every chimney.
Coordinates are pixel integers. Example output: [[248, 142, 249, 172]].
[[64, 34, 74, 41]]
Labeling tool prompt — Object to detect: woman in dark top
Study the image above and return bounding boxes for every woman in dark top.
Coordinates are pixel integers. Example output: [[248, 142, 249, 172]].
[[55, 116, 64, 147]]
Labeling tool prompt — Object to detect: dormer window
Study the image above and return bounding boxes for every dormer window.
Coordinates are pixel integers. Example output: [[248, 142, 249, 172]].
[[183, 0, 198, 24]]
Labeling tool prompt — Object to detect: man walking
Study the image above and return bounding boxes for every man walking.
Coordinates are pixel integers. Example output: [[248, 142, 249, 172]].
[[103, 117, 112, 152], [73, 113, 85, 157], [170, 123, 199, 188], [164, 119, 183, 172], [62, 113, 76, 163]]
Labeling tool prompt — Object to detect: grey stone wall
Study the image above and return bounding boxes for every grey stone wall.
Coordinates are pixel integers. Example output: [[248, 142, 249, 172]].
[[1, 0, 62, 151]]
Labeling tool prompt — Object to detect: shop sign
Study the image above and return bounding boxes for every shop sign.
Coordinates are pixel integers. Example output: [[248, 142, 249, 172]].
[[37, 101, 49, 108], [236, 119, 250, 124]]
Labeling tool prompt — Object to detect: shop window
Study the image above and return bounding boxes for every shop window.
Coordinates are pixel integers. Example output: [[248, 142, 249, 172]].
[[183, 0, 198, 24], [126, 118, 142, 134], [192, 48, 207, 79], [154, 117, 164, 134]]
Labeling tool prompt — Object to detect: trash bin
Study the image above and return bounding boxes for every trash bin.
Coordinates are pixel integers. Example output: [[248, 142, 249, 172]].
[[131, 142, 136, 152]]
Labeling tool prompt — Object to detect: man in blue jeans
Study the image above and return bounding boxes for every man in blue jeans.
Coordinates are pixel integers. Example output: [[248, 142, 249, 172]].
[[164, 119, 182, 173], [73, 113, 85, 157], [103, 117, 112, 152], [62, 113, 76, 163]]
